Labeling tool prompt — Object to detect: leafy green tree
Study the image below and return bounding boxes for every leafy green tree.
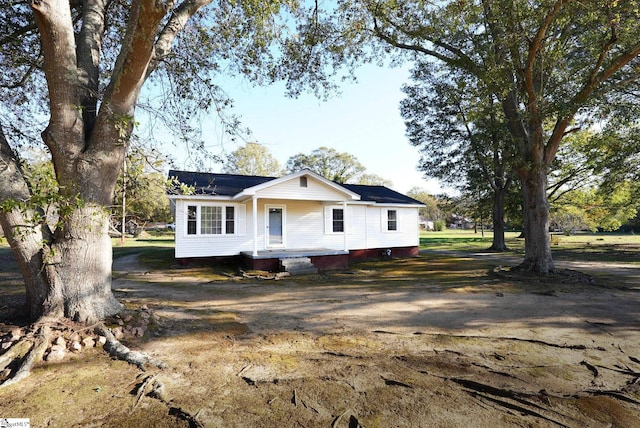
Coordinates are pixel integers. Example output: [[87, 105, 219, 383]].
[[113, 147, 173, 225], [553, 185, 638, 233], [548, 125, 639, 232], [547, 130, 600, 207], [283, 0, 640, 273], [286, 146, 367, 183], [550, 206, 592, 236], [223, 142, 283, 176], [402, 62, 516, 251], [0, 0, 305, 385], [406, 187, 444, 222], [356, 173, 393, 187]]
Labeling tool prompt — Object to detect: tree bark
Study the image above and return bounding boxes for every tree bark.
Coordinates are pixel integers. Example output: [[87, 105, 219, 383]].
[[51, 206, 124, 322], [518, 166, 554, 273], [488, 186, 508, 252], [1, 125, 122, 322], [0, 0, 209, 324], [0, 0, 178, 323]]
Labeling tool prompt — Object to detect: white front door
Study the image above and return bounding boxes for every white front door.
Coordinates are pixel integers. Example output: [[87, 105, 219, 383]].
[[266, 206, 285, 248]]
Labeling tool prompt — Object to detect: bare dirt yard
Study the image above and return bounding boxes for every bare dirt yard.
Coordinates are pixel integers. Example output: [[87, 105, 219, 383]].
[[1, 247, 640, 427]]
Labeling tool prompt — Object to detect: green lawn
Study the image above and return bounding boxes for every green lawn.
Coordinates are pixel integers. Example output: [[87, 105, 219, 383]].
[[2, 228, 638, 269], [420, 229, 640, 263], [112, 232, 176, 268], [420, 229, 523, 251]]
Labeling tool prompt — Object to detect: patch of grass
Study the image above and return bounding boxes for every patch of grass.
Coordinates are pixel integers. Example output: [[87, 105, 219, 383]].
[[0, 353, 181, 428], [112, 235, 174, 255], [0, 243, 25, 317], [548, 232, 640, 264], [421, 229, 523, 252], [421, 229, 640, 264]]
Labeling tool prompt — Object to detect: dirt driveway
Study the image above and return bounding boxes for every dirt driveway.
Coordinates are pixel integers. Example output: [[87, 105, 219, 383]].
[[2, 251, 640, 427]]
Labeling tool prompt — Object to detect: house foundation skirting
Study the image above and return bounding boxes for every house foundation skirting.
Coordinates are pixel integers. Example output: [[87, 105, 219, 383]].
[[177, 246, 419, 272], [241, 246, 419, 271], [348, 246, 419, 261]]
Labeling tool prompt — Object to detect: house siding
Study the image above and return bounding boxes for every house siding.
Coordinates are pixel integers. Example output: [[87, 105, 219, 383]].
[[321, 204, 420, 251], [175, 198, 420, 259], [174, 199, 253, 258], [255, 176, 353, 201], [361, 206, 420, 249]]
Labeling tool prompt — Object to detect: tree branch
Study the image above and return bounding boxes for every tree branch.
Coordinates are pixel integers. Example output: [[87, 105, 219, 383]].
[[0, 125, 61, 320], [546, 41, 640, 165], [76, 0, 109, 137], [371, 10, 481, 75], [147, 0, 213, 77], [30, 0, 84, 156], [102, 0, 172, 115], [524, 0, 569, 164]]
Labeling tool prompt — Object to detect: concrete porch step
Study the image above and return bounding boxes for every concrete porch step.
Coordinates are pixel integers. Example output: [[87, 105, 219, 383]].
[[280, 257, 318, 275]]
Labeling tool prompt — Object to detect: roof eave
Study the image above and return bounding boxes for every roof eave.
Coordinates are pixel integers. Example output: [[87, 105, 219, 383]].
[[236, 169, 361, 201]]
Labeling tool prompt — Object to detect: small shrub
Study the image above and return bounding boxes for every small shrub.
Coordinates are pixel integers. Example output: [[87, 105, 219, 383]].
[[550, 235, 561, 246], [433, 220, 446, 232]]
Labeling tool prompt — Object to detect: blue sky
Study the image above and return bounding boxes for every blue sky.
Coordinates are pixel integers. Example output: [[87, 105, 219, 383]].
[[170, 64, 443, 195]]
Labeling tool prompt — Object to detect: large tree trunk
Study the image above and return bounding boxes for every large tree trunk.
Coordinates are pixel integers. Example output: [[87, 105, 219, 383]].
[[1, 209, 122, 323], [518, 166, 554, 273], [488, 186, 508, 252], [0, 1, 209, 325], [51, 206, 123, 322], [0, 127, 122, 322]]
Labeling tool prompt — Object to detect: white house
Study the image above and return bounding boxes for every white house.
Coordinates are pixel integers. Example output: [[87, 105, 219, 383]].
[[167, 169, 424, 271]]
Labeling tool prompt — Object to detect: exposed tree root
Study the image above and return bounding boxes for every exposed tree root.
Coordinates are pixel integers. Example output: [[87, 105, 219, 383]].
[[0, 315, 202, 426], [95, 324, 166, 370], [0, 311, 165, 388], [492, 265, 596, 285], [468, 391, 568, 427], [395, 330, 603, 351], [0, 325, 50, 389], [132, 373, 204, 428]]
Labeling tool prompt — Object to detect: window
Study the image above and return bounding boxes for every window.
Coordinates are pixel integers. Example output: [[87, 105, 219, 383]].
[[225, 206, 235, 234], [387, 209, 397, 231], [332, 208, 344, 233], [187, 205, 197, 235], [185, 204, 239, 236], [300, 176, 308, 187], [201, 206, 222, 234]]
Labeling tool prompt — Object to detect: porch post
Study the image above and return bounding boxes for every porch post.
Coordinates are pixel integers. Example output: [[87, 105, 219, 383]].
[[253, 196, 258, 256], [343, 201, 349, 252]]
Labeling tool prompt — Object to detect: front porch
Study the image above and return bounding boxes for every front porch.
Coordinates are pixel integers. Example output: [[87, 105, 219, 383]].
[[241, 248, 349, 272]]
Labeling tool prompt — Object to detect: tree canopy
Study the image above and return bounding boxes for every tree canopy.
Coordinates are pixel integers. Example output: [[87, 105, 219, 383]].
[[286, 146, 367, 183], [401, 61, 516, 250], [113, 146, 173, 225], [223, 142, 283, 176], [282, 0, 640, 272], [0, 0, 307, 324]]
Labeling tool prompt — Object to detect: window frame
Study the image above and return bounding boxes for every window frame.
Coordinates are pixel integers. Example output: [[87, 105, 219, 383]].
[[332, 208, 344, 233], [387, 209, 398, 231], [381, 208, 400, 232], [200, 205, 222, 235], [184, 203, 238, 236], [187, 205, 197, 235], [325, 205, 352, 235]]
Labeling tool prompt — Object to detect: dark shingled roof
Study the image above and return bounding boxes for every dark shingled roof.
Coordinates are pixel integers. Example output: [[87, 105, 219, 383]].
[[168, 170, 423, 205], [169, 170, 275, 196], [341, 183, 424, 205]]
